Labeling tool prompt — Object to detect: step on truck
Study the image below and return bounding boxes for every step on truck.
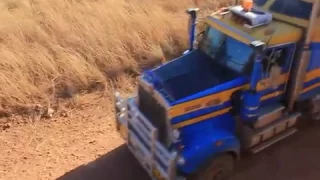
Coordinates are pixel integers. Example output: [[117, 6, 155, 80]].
[[113, 0, 320, 179]]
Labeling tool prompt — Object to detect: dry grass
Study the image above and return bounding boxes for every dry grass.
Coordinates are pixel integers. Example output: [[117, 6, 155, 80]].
[[0, 0, 227, 117]]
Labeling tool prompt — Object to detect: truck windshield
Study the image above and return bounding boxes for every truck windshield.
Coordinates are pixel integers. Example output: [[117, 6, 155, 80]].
[[199, 26, 254, 75]]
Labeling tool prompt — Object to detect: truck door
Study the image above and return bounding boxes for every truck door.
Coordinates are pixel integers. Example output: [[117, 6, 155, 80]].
[[258, 43, 296, 105], [300, 9, 320, 99], [315, 6, 320, 42]]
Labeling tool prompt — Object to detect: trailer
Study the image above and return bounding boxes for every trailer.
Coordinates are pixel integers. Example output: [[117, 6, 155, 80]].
[[114, 0, 320, 179]]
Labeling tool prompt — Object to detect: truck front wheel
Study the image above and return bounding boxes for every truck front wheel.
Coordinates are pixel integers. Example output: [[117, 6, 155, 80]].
[[187, 154, 234, 180]]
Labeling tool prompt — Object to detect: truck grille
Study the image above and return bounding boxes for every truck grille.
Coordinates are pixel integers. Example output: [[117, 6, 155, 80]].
[[138, 84, 168, 145]]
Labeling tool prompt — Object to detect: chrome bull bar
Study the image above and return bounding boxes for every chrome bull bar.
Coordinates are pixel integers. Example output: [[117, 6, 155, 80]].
[[114, 92, 178, 180]]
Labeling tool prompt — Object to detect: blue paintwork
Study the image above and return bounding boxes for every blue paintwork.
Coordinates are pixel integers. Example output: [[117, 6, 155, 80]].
[[240, 91, 261, 122], [172, 44, 296, 175], [171, 101, 231, 124], [171, 82, 286, 125], [254, 0, 313, 20], [170, 43, 295, 126], [269, 0, 312, 20], [151, 24, 258, 103], [250, 54, 263, 90], [173, 76, 248, 105], [259, 83, 286, 98], [302, 77, 320, 89], [258, 102, 283, 116], [153, 50, 243, 102], [260, 92, 285, 106], [299, 85, 320, 101], [177, 113, 240, 174], [298, 42, 320, 101], [141, 25, 299, 176], [306, 43, 320, 71]]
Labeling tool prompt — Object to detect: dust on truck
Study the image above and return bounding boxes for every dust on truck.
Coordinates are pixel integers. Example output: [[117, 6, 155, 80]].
[[114, 0, 320, 179]]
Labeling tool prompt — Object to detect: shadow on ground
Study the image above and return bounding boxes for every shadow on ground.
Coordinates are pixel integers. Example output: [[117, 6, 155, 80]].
[[58, 124, 320, 180], [57, 145, 150, 180]]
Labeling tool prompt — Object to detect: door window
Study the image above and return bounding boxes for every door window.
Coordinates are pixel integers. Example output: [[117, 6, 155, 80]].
[[262, 48, 288, 73]]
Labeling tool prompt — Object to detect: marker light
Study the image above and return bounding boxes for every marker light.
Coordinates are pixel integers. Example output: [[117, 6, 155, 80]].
[[243, 0, 253, 11], [173, 129, 181, 143], [177, 155, 186, 165]]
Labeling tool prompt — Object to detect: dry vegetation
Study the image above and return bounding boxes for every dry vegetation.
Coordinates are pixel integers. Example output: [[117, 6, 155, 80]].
[[0, 0, 228, 121], [0, 1, 228, 178]]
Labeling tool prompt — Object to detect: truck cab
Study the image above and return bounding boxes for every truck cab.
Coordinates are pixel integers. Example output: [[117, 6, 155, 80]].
[[114, 0, 320, 180]]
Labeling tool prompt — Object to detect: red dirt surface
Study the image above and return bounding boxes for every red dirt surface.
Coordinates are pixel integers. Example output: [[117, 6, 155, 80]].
[[1, 104, 320, 180]]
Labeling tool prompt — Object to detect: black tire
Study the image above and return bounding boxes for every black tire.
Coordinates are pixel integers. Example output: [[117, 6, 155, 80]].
[[187, 154, 234, 180]]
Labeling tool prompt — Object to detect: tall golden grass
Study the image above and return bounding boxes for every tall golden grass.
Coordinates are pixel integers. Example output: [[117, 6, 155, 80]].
[[0, 0, 226, 116]]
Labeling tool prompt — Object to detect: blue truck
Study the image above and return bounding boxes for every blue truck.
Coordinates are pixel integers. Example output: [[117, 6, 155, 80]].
[[114, 0, 320, 179]]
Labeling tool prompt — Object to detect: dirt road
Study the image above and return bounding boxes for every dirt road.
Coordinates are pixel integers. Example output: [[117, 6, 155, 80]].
[[1, 104, 320, 180], [58, 123, 320, 180]]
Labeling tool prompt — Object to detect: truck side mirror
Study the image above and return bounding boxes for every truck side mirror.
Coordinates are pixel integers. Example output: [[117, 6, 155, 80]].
[[249, 40, 266, 91]]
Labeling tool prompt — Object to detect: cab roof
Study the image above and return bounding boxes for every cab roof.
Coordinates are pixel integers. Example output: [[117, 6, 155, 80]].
[[206, 12, 303, 47]]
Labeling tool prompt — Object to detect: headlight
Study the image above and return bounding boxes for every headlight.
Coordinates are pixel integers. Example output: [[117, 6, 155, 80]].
[[177, 155, 186, 165], [173, 129, 180, 140]]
